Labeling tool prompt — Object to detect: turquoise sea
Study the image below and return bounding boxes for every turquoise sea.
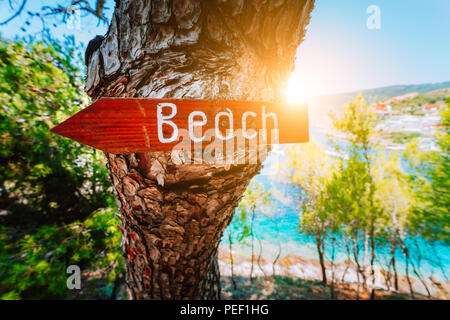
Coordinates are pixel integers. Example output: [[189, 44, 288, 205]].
[[222, 130, 449, 281]]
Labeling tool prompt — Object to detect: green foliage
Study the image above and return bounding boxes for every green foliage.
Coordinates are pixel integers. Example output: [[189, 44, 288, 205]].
[[406, 102, 450, 244], [230, 181, 272, 243], [239, 181, 272, 217], [0, 36, 112, 225], [324, 95, 381, 239], [389, 132, 421, 144], [283, 141, 335, 236], [323, 152, 374, 234], [283, 94, 444, 289], [0, 209, 123, 299], [372, 152, 415, 239], [0, 37, 122, 299], [332, 94, 376, 147]]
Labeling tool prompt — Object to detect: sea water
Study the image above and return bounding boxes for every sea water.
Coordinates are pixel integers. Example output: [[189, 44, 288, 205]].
[[221, 130, 449, 281]]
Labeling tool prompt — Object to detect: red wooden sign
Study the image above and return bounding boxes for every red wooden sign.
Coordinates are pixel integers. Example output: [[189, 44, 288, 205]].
[[51, 98, 309, 154]]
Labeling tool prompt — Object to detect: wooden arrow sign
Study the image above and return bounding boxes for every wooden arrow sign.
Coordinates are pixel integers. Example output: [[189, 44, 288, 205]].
[[51, 98, 309, 154]]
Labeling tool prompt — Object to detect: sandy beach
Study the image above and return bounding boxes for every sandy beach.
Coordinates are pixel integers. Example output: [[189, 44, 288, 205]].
[[218, 247, 450, 299]]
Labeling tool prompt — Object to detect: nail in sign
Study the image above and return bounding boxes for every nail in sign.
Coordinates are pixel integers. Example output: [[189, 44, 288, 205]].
[[50, 98, 309, 154]]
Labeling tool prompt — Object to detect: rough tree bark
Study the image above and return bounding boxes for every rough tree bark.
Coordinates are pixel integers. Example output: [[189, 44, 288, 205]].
[[85, 0, 314, 300]]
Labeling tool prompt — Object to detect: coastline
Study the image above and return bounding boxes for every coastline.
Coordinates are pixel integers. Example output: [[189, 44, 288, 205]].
[[218, 247, 450, 299]]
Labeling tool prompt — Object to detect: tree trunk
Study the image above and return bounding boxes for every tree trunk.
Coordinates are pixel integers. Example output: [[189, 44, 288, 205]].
[[227, 229, 237, 290], [352, 235, 363, 299], [316, 233, 327, 283], [369, 232, 376, 299], [399, 239, 415, 299], [272, 217, 282, 277], [250, 206, 255, 282], [390, 241, 399, 291], [257, 233, 267, 278], [85, 0, 314, 299]]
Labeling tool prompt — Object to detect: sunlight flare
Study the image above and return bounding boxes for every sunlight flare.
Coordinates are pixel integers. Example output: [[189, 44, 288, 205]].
[[285, 75, 312, 104]]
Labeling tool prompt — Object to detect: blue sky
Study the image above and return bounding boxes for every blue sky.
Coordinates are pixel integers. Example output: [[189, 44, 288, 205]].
[[0, 0, 113, 47], [290, 0, 450, 97], [1, 0, 449, 98]]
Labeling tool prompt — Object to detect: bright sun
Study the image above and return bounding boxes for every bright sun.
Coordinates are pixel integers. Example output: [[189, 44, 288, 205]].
[[285, 75, 311, 103]]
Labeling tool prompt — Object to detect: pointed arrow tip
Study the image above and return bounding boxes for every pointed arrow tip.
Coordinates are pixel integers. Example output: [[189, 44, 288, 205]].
[[50, 124, 61, 135]]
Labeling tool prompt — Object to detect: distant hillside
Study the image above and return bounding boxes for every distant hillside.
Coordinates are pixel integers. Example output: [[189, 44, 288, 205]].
[[350, 81, 450, 104], [309, 81, 450, 127], [391, 88, 450, 114]]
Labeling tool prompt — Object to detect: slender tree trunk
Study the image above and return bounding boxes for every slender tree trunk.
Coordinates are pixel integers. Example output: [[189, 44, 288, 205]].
[[369, 232, 376, 299], [272, 218, 282, 277], [250, 207, 255, 283], [257, 232, 267, 278], [85, 0, 314, 299], [315, 233, 327, 284], [341, 238, 351, 283], [228, 230, 236, 290], [390, 239, 399, 291], [411, 240, 431, 297], [362, 231, 369, 290], [329, 237, 337, 299], [352, 234, 364, 299], [399, 239, 415, 299], [382, 266, 392, 292]]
